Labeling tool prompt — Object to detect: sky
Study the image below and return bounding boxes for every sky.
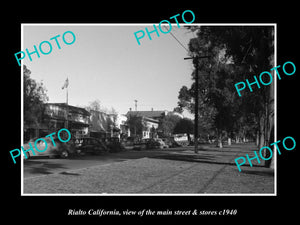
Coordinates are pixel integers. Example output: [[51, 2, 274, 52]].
[[22, 24, 196, 117]]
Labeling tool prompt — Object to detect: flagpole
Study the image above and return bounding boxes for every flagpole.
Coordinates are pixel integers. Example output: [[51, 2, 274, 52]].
[[66, 85, 68, 105]]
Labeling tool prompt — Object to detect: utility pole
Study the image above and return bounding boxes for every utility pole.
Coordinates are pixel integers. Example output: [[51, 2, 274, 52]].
[[134, 100, 138, 111], [184, 55, 209, 153]]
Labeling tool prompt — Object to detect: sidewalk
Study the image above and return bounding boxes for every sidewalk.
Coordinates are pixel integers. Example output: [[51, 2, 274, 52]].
[[23, 143, 274, 194]]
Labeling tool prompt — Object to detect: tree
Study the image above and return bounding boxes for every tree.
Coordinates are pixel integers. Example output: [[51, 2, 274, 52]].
[[158, 113, 181, 137], [177, 86, 193, 112], [177, 26, 274, 154], [87, 99, 101, 111], [173, 118, 194, 142], [192, 26, 274, 150], [126, 115, 146, 139], [24, 65, 49, 136], [178, 41, 240, 148], [86, 99, 118, 115]]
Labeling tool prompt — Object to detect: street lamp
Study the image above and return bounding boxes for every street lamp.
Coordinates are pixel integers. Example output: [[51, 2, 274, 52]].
[[184, 55, 209, 153]]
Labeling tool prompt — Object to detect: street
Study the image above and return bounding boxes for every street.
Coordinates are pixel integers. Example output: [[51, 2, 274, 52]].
[[23, 148, 181, 178], [23, 143, 275, 194]]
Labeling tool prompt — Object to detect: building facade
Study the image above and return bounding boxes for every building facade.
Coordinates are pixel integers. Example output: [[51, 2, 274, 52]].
[[141, 117, 159, 139], [127, 110, 168, 121], [43, 103, 90, 139], [89, 110, 114, 139], [89, 110, 129, 140], [126, 110, 163, 139]]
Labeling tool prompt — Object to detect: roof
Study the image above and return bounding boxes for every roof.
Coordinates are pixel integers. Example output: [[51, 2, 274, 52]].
[[45, 103, 90, 116], [89, 109, 115, 132], [126, 110, 167, 119], [142, 116, 159, 124]]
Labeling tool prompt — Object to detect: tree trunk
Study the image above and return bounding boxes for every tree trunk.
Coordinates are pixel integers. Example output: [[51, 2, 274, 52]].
[[217, 139, 223, 148], [187, 133, 191, 143], [228, 137, 231, 146], [258, 116, 265, 149], [217, 132, 223, 148]]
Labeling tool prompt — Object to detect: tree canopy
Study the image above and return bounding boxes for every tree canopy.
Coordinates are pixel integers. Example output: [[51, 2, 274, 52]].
[[24, 65, 49, 127], [158, 113, 182, 137], [177, 26, 274, 146]]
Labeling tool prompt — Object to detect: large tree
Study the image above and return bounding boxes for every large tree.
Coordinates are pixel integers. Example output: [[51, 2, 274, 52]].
[[177, 26, 274, 158], [126, 115, 146, 139], [173, 118, 194, 142], [192, 26, 274, 149], [86, 99, 118, 115], [24, 65, 48, 134], [158, 113, 181, 137]]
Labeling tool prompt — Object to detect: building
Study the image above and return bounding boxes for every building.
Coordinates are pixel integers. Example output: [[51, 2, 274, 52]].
[[126, 110, 185, 139], [89, 110, 129, 140], [126, 110, 165, 139], [113, 114, 130, 139], [43, 103, 90, 138], [141, 117, 159, 139], [127, 110, 168, 121], [89, 110, 114, 139], [24, 120, 48, 142]]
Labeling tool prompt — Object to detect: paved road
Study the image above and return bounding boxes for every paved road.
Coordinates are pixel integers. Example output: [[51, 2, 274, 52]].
[[23, 147, 188, 178], [23, 143, 275, 194]]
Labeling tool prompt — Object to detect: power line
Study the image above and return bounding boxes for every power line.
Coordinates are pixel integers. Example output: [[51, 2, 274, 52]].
[[162, 26, 190, 53]]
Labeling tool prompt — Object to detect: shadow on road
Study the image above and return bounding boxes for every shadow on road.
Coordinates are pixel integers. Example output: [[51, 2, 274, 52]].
[[24, 160, 68, 175], [241, 169, 274, 177], [150, 153, 215, 163], [24, 143, 272, 178], [59, 171, 80, 176], [149, 146, 265, 170]]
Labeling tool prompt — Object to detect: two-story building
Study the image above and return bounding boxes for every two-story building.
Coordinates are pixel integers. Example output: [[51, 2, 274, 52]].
[[126, 110, 166, 139], [127, 110, 168, 121], [43, 103, 90, 138]]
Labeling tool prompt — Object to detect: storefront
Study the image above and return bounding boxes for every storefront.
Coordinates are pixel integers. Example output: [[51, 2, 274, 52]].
[[43, 103, 90, 139]]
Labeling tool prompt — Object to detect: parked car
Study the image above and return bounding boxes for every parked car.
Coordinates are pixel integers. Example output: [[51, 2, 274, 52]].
[[133, 139, 147, 150], [161, 137, 180, 148], [142, 138, 169, 149], [75, 137, 108, 155], [106, 137, 125, 153], [143, 138, 160, 149], [122, 139, 134, 150], [154, 138, 169, 149], [23, 136, 75, 159]]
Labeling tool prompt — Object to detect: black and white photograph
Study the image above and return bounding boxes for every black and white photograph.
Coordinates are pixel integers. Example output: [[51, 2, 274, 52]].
[[21, 24, 276, 195], [4, 5, 298, 224]]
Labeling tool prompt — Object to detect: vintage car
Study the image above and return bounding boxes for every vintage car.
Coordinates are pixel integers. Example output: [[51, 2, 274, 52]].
[[74, 137, 108, 155], [154, 138, 169, 149], [133, 139, 148, 150], [105, 137, 125, 153], [23, 136, 75, 159], [134, 138, 169, 150], [161, 137, 181, 148]]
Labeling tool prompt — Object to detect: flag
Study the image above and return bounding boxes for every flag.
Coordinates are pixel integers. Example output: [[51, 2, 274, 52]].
[[62, 78, 69, 90]]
